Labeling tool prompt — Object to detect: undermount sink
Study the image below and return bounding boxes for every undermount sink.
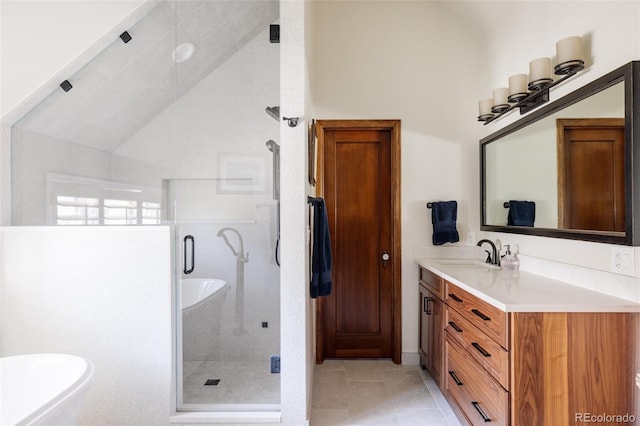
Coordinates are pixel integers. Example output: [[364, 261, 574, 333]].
[[433, 258, 501, 270]]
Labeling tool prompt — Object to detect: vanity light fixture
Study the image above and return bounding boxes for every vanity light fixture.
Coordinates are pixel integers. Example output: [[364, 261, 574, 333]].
[[478, 36, 585, 125]]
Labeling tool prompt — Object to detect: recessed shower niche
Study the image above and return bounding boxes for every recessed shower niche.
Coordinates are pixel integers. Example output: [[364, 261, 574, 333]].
[[8, 0, 281, 411]]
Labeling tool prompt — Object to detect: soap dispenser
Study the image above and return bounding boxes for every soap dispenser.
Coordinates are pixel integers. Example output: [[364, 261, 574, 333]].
[[501, 245, 520, 270]]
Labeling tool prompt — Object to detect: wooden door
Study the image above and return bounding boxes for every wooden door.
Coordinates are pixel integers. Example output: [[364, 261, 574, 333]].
[[315, 120, 401, 363], [557, 118, 625, 232]]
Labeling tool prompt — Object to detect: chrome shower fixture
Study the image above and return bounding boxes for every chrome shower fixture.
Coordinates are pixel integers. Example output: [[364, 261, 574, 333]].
[[265, 139, 279, 152], [265, 106, 280, 121], [265, 105, 299, 127]]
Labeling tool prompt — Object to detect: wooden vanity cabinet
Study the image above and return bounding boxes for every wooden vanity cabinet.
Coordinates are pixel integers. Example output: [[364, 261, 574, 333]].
[[437, 276, 637, 426], [509, 312, 636, 426], [418, 267, 444, 389]]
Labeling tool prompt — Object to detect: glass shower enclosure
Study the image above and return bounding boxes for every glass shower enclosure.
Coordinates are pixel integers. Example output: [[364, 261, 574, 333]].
[[8, 0, 281, 412]]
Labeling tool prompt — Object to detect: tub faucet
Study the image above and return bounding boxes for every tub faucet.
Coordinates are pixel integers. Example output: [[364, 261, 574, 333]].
[[477, 239, 499, 266], [217, 227, 249, 263], [217, 227, 249, 336]]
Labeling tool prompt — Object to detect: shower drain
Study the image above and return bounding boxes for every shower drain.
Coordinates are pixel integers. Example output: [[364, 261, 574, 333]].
[[204, 379, 220, 386]]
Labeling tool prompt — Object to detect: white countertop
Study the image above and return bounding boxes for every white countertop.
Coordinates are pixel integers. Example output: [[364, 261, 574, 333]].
[[416, 257, 640, 312]]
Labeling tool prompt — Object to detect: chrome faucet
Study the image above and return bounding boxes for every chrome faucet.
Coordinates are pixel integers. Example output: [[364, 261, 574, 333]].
[[477, 239, 499, 266]]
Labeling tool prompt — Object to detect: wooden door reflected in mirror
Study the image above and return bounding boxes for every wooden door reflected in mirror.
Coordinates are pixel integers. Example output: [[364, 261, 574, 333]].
[[557, 118, 625, 232]]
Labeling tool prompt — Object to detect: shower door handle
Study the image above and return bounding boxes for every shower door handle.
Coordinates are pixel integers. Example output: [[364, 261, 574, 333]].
[[183, 235, 194, 275]]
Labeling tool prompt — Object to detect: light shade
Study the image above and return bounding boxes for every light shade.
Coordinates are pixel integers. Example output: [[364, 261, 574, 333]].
[[556, 36, 582, 64], [508, 74, 528, 103], [529, 57, 553, 90], [478, 98, 494, 119], [491, 88, 510, 113], [555, 36, 584, 75]]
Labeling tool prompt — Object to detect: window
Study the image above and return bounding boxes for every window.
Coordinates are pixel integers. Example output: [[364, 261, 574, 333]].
[[142, 202, 162, 224], [104, 199, 138, 225], [48, 174, 163, 225], [56, 196, 100, 225]]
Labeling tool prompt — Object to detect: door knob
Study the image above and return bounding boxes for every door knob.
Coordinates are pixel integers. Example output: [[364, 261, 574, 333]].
[[382, 251, 390, 268]]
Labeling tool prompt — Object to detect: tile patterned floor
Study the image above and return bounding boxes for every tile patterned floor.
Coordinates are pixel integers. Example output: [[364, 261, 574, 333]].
[[310, 360, 461, 426], [182, 360, 280, 405]]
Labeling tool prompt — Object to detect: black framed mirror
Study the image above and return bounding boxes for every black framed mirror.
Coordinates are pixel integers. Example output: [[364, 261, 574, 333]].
[[481, 61, 640, 245]]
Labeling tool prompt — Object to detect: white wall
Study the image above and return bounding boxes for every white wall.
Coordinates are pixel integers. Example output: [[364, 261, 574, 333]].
[[280, 1, 312, 423], [304, 0, 316, 416], [0, 226, 172, 425], [310, 0, 483, 360]]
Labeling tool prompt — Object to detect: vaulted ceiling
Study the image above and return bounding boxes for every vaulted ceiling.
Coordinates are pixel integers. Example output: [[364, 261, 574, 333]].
[[14, 0, 278, 153]]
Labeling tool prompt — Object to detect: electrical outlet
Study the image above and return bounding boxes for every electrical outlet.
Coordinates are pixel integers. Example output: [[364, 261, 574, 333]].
[[611, 247, 634, 276]]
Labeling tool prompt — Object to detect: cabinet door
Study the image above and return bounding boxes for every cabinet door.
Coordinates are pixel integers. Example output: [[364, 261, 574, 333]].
[[419, 285, 444, 389], [419, 284, 431, 369], [430, 295, 444, 388]]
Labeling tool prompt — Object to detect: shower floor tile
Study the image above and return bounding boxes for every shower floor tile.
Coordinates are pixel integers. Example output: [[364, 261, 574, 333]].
[[182, 359, 280, 405]]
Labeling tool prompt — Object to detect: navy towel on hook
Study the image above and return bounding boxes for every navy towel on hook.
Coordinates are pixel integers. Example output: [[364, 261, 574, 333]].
[[310, 197, 332, 298], [507, 200, 535, 227], [431, 201, 460, 245]]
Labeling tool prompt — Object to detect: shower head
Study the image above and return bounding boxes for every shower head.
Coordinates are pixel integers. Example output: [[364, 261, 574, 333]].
[[265, 106, 280, 121], [266, 139, 279, 152]]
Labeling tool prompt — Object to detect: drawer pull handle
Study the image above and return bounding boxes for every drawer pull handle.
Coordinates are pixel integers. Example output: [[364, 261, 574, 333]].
[[424, 297, 433, 315], [472, 342, 491, 357], [448, 293, 463, 303], [472, 308, 491, 321], [472, 401, 492, 422], [448, 321, 463, 333], [448, 371, 463, 386]]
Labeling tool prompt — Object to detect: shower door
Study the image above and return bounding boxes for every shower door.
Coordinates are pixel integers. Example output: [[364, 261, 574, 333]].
[[168, 0, 282, 411]]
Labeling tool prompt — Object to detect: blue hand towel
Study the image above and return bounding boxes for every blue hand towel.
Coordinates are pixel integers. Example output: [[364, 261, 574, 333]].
[[310, 198, 332, 298], [431, 201, 460, 245], [507, 200, 535, 227]]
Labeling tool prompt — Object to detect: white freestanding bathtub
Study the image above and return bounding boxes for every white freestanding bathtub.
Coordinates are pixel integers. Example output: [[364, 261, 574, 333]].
[[181, 278, 229, 361], [0, 353, 94, 426], [181, 278, 229, 314]]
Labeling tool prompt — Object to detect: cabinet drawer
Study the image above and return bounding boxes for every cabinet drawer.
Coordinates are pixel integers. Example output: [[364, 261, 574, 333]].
[[446, 336, 509, 426], [446, 281, 509, 349], [420, 267, 443, 299], [446, 306, 509, 389]]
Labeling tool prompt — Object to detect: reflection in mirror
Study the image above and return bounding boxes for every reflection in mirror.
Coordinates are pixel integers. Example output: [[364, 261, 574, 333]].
[[484, 81, 624, 229]]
